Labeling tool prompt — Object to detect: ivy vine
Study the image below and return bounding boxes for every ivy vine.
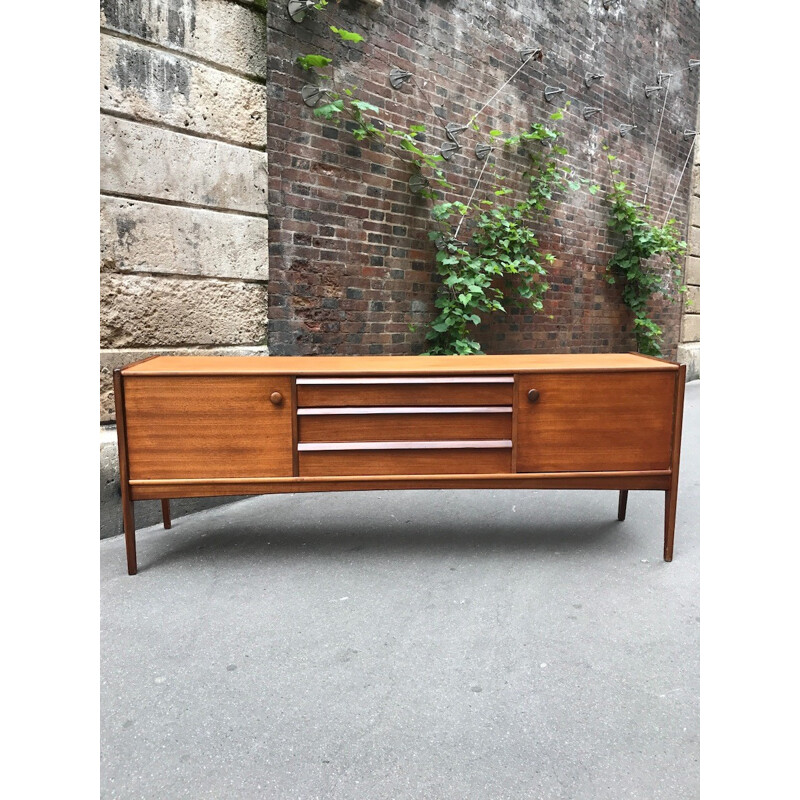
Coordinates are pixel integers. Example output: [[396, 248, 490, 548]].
[[424, 119, 595, 354], [605, 155, 687, 357]]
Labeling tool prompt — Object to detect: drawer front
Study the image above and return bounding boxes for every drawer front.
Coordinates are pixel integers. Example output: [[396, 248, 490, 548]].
[[124, 375, 294, 480], [299, 444, 512, 477], [298, 408, 512, 443], [515, 371, 676, 473], [296, 376, 512, 407]]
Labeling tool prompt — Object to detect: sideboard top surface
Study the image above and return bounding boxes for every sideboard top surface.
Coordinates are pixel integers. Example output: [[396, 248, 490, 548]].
[[122, 353, 678, 377]]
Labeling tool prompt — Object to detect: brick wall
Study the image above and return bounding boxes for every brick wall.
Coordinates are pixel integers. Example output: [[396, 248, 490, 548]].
[[99, 0, 269, 423], [266, 0, 700, 359]]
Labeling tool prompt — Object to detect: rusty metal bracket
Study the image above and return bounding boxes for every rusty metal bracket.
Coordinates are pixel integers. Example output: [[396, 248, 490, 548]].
[[544, 87, 565, 103], [389, 68, 412, 89], [287, 0, 316, 24]]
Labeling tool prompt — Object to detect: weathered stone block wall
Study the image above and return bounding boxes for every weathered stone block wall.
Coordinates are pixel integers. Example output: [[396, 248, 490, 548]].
[[100, 0, 269, 423], [267, 0, 700, 358], [100, 0, 269, 537], [678, 103, 700, 379]]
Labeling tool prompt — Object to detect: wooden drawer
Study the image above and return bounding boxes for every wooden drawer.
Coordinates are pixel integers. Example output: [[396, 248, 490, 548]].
[[298, 443, 512, 477], [298, 407, 512, 443], [296, 376, 512, 407]]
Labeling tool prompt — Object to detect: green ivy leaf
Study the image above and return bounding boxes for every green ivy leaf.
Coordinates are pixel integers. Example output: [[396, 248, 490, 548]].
[[350, 99, 380, 113], [330, 26, 364, 43], [312, 99, 344, 119], [296, 54, 333, 71]]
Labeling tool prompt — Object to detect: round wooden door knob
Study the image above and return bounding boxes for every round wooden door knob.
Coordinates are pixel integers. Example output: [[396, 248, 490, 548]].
[[527, 389, 540, 403], [270, 391, 283, 405]]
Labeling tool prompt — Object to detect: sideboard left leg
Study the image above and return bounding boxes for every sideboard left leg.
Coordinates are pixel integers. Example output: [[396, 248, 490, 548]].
[[617, 490, 628, 521], [113, 367, 138, 576], [664, 489, 677, 562], [123, 496, 138, 575], [161, 499, 172, 530]]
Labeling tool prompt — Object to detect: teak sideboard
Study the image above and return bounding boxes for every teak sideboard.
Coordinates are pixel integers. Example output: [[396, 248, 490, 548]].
[[113, 354, 686, 574]]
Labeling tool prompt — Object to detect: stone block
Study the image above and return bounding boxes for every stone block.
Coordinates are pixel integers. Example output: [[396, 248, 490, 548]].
[[690, 196, 700, 228], [676, 341, 700, 381], [100, 0, 267, 79], [681, 313, 700, 343], [685, 254, 700, 285], [687, 227, 700, 258], [685, 284, 700, 313], [100, 35, 266, 148], [100, 197, 268, 280], [100, 274, 268, 349], [100, 345, 270, 422], [100, 116, 268, 215]]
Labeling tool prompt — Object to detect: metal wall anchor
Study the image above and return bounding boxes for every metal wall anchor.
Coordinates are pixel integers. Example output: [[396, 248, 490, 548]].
[[519, 47, 543, 61], [440, 141, 461, 161], [389, 68, 412, 89], [683, 129, 698, 141], [688, 59, 700, 71], [645, 85, 664, 98], [619, 124, 637, 137], [408, 173, 429, 194], [544, 86, 565, 103], [475, 143, 495, 161], [445, 123, 468, 142], [287, 0, 316, 24], [602, 0, 619, 8], [435, 235, 467, 252], [657, 72, 673, 85], [583, 106, 602, 120], [300, 85, 331, 107], [584, 72, 605, 88]]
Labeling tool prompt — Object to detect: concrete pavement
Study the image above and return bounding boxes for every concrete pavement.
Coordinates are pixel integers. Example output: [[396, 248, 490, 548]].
[[101, 381, 700, 800]]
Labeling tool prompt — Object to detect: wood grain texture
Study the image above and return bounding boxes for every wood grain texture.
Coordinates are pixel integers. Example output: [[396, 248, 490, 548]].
[[124, 375, 294, 480], [297, 382, 513, 407], [122, 353, 679, 377], [299, 448, 512, 477], [129, 471, 672, 499], [515, 371, 676, 473], [298, 411, 512, 442], [290, 377, 299, 477]]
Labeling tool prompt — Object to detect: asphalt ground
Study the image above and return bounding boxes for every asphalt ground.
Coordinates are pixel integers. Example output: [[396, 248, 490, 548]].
[[101, 381, 700, 800]]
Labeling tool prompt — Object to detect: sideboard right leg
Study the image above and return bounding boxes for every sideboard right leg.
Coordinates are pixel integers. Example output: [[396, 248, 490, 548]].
[[663, 489, 677, 563], [123, 496, 138, 575], [161, 499, 172, 530], [664, 364, 686, 563], [617, 490, 628, 521]]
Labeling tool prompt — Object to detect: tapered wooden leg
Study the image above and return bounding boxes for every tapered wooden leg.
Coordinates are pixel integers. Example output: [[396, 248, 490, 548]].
[[664, 489, 677, 562], [617, 490, 628, 521], [113, 367, 138, 576], [161, 499, 172, 530], [663, 364, 686, 563], [123, 495, 137, 576]]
